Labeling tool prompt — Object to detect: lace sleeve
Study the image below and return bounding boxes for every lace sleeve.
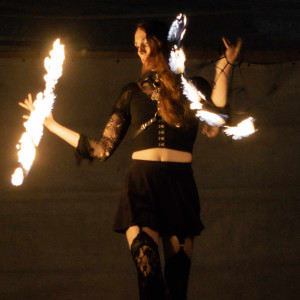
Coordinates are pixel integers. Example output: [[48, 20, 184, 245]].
[[76, 83, 136, 162]]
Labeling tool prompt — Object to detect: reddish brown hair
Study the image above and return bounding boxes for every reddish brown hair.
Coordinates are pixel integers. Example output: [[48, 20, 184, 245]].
[[137, 22, 191, 128]]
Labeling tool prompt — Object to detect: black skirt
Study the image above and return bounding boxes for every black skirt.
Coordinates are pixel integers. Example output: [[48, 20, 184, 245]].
[[113, 159, 205, 238]]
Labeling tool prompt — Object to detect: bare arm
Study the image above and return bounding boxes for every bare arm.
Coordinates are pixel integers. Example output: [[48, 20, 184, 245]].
[[211, 37, 242, 107], [19, 85, 132, 161], [45, 117, 80, 148], [19, 93, 80, 148]]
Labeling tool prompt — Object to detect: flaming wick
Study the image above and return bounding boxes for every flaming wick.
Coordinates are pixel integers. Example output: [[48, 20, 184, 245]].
[[223, 117, 256, 140], [11, 39, 65, 186], [167, 13, 256, 139]]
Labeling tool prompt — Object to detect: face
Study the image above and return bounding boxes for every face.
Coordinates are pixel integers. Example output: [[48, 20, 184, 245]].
[[134, 28, 151, 65]]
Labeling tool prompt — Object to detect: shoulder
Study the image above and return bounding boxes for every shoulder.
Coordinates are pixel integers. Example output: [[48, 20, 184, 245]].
[[120, 82, 140, 95], [116, 82, 139, 106], [114, 82, 140, 113]]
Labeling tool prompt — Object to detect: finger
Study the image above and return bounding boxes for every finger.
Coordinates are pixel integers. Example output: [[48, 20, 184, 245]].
[[22, 115, 29, 119], [235, 37, 243, 53], [24, 98, 35, 110], [222, 37, 231, 49], [28, 93, 32, 104], [18, 102, 30, 110], [210, 127, 219, 137]]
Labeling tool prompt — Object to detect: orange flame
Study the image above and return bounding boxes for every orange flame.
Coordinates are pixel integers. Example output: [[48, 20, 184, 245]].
[[11, 39, 65, 186], [223, 117, 256, 140]]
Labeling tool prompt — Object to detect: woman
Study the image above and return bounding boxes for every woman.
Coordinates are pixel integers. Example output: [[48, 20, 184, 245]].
[[20, 21, 241, 300]]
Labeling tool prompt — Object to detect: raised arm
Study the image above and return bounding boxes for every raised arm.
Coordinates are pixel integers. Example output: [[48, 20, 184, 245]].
[[211, 37, 242, 107], [19, 84, 133, 161]]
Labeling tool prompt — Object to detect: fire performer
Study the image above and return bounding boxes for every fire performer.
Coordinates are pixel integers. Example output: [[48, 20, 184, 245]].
[[20, 21, 241, 300]]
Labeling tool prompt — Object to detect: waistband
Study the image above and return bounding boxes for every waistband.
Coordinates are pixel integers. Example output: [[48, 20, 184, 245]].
[[130, 159, 192, 170]]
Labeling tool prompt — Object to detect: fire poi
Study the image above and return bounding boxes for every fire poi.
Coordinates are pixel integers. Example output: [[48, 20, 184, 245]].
[[168, 14, 257, 138], [11, 14, 256, 186], [11, 39, 65, 186]]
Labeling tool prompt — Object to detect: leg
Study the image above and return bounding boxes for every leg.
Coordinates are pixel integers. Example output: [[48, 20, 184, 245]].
[[163, 236, 194, 300], [126, 225, 159, 248], [126, 225, 166, 300]]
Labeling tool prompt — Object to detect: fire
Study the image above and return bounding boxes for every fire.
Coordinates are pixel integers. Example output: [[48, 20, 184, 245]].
[[11, 167, 24, 186], [181, 76, 206, 105], [11, 39, 65, 186], [169, 46, 186, 75], [223, 117, 256, 140], [167, 13, 187, 46], [196, 111, 227, 127], [167, 14, 257, 138]]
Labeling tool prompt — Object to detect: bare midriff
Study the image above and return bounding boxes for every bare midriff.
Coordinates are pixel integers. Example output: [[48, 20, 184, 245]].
[[132, 148, 192, 163]]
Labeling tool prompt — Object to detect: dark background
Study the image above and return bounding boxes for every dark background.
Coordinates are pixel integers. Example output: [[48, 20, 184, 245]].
[[0, 1, 299, 299]]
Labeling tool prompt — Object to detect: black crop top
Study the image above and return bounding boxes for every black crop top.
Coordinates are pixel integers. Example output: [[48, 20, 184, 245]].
[[76, 75, 212, 161]]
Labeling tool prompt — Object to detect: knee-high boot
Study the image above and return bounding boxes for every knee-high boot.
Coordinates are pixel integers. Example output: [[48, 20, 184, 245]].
[[164, 247, 191, 300], [130, 230, 166, 300]]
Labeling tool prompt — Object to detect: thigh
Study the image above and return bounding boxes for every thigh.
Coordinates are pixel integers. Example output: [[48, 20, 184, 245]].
[[126, 225, 159, 249], [163, 236, 194, 259]]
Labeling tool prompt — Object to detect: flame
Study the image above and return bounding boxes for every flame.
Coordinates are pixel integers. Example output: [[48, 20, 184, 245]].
[[168, 13, 187, 75], [196, 110, 227, 127], [167, 13, 257, 139], [169, 46, 186, 74], [167, 13, 187, 45], [11, 39, 65, 186], [181, 75, 206, 105], [11, 167, 24, 186], [223, 117, 256, 140]]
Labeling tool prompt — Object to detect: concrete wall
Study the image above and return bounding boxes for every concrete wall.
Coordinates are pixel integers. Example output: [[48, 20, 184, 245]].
[[0, 56, 299, 299]]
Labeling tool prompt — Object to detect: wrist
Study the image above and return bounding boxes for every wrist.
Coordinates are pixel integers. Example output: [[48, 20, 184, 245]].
[[44, 117, 55, 131]]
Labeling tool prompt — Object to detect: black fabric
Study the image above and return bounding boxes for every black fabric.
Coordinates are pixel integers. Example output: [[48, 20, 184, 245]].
[[131, 230, 166, 300], [164, 248, 191, 300], [113, 160, 204, 237], [75, 76, 211, 161], [75, 134, 94, 163], [130, 81, 199, 153], [75, 83, 133, 161]]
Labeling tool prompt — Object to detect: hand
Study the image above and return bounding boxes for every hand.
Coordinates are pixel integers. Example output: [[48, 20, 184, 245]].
[[18, 93, 34, 116], [202, 123, 219, 138], [222, 37, 242, 65], [18, 93, 54, 127]]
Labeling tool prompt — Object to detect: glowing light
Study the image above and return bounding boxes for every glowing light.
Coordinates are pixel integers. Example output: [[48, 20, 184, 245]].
[[167, 13, 257, 139], [196, 111, 227, 127], [11, 167, 24, 186], [169, 46, 186, 75], [181, 76, 206, 103], [11, 39, 65, 186], [223, 117, 256, 140], [167, 13, 187, 46]]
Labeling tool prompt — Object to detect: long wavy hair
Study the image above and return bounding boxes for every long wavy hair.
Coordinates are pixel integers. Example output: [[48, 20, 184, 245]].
[[137, 21, 192, 128]]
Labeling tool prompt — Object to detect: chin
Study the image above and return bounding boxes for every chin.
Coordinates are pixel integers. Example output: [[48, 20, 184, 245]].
[[142, 60, 152, 70]]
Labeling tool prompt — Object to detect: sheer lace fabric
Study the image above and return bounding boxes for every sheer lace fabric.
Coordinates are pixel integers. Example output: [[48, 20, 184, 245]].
[[131, 231, 162, 279], [130, 231, 166, 300], [76, 84, 134, 161]]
